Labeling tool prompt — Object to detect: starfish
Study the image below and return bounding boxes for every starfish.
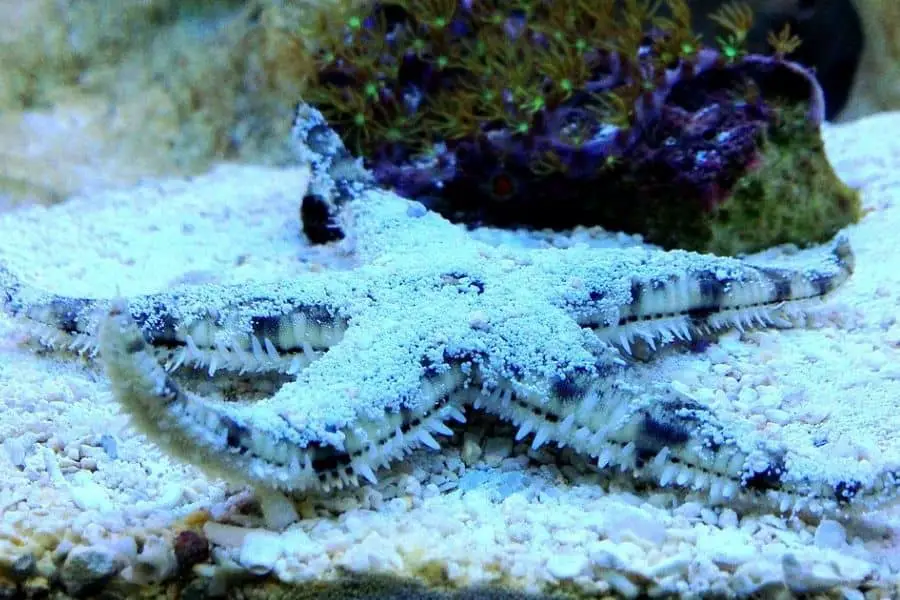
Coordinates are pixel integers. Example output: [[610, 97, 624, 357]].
[[1, 105, 897, 523]]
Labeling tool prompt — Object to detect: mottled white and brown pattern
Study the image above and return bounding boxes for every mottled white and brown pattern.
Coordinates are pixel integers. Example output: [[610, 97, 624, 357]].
[[1, 105, 894, 522]]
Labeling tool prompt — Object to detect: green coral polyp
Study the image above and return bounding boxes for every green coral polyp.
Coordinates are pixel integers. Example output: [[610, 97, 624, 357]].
[[302, 0, 861, 254]]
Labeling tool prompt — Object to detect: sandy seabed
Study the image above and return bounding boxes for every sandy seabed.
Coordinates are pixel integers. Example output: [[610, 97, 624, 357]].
[[2, 113, 900, 598]]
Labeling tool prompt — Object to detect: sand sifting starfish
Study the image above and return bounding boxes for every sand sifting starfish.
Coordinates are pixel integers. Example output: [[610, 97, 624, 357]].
[[1, 105, 896, 525]]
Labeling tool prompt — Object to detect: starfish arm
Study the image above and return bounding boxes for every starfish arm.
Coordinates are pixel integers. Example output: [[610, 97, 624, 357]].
[[292, 103, 369, 246], [556, 234, 854, 355], [487, 362, 899, 516], [98, 298, 470, 494], [292, 104, 478, 262], [1, 265, 352, 374], [0, 261, 103, 351]]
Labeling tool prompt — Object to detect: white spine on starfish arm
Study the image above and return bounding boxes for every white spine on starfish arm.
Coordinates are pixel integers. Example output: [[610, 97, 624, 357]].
[[581, 235, 855, 355], [98, 298, 470, 494], [0, 258, 352, 375], [487, 369, 900, 516]]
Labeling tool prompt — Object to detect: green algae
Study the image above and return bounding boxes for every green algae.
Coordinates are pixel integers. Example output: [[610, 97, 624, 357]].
[[703, 104, 862, 255], [640, 102, 861, 255]]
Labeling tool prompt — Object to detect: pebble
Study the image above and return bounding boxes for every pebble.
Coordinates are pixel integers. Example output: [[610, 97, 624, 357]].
[[647, 553, 691, 579], [782, 554, 845, 594], [0, 548, 36, 581], [103, 536, 138, 564], [99, 434, 118, 459], [338, 531, 403, 573], [405, 201, 427, 218], [588, 540, 631, 571], [238, 530, 283, 575], [59, 545, 122, 596], [604, 505, 667, 545], [132, 536, 177, 584], [697, 529, 755, 568], [203, 522, 251, 549], [2, 437, 27, 468], [731, 560, 783, 595], [482, 437, 513, 467], [21, 575, 50, 597], [280, 527, 324, 561], [460, 433, 483, 466], [545, 553, 588, 580], [174, 530, 210, 571], [813, 520, 847, 549], [68, 480, 113, 512], [257, 491, 299, 530], [672, 502, 704, 520], [718, 509, 739, 529]]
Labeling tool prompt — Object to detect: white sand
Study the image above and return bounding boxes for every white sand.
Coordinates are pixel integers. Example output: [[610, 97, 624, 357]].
[[2, 114, 900, 597]]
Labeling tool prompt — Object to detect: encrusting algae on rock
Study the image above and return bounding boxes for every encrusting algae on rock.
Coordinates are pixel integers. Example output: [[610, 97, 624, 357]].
[[300, 0, 861, 254]]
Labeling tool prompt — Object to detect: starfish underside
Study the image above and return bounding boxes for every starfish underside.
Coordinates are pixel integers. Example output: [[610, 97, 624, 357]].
[[1, 105, 896, 521]]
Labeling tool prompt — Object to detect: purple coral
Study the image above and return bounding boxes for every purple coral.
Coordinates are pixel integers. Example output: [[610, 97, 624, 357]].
[[307, 0, 826, 232]]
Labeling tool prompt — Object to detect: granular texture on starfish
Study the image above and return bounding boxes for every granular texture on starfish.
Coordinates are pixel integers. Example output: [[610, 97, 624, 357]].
[[1, 105, 895, 520]]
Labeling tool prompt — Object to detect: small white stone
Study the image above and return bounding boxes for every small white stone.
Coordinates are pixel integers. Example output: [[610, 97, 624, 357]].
[[545, 553, 588, 580], [699, 508, 718, 526], [132, 536, 177, 584], [103, 536, 138, 563], [840, 587, 865, 600], [813, 520, 847, 549], [460, 433, 483, 466], [782, 553, 848, 594], [718, 508, 739, 529], [712, 363, 731, 376], [68, 479, 113, 512], [406, 201, 427, 218], [385, 497, 410, 514], [238, 530, 284, 575], [647, 553, 691, 579], [203, 522, 250, 549], [588, 540, 630, 570], [765, 408, 791, 425], [468, 310, 491, 331], [403, 475, 422, 496], [338, 532, 403, 573], [482, 437, 513, 467], [672, 501, 703, 520], [604, 505, 666, 544], [732, 560, 784, 595], [603, 570, 641, 599], [3, 436, 27, 467], [696, 529, 755, 568], [258, 490, 299, 530], [281, 526, 324, 561], [154, 484, 184, 509], [736, 387, 758, 405]]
